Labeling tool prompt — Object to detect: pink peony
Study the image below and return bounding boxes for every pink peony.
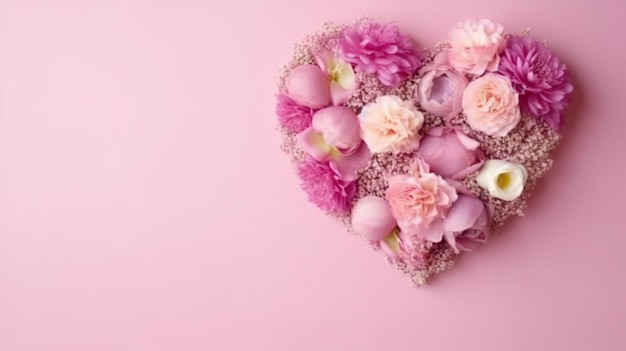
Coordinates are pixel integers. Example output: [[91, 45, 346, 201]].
[[297, 156, 356, 214], [447, 19, 506, 75], [443, 194, 489, 253], [351, 196, 397, 241], [462, 73, 521, 137], [416, 52, 468, 119], [359, 95, 424, 154], [285, 64, 331, 109], [275, 93, 314, 133], [337, 22, 423, 87], [416, 127, 485, 179], [297, 106, 370, 180], [385, 159, 458, 242]]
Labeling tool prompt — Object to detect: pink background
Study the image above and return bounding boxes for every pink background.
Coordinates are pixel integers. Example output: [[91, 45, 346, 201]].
[[0, 0, 624, 350]]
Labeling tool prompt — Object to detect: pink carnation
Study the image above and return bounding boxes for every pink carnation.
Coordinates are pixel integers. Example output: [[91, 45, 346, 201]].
[[385, 159, 458, 242], [447, 19, 506, 75], [275, 93, 314, 133], [297, 156, 356, 214], [337, 22, 423, 86]]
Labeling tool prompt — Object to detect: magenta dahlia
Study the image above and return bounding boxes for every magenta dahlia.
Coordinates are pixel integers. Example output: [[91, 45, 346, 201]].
[[337, 22, 423, 87], [498, 36, 573, 131], [296, 156, 356, 214], [275, 93, 314, 133]]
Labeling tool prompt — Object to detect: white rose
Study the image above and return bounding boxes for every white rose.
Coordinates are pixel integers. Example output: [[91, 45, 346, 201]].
[[476, 160, 528, 201]]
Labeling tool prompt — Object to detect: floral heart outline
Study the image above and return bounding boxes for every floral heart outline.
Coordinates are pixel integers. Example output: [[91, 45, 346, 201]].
[[275, 18, 573, 286]]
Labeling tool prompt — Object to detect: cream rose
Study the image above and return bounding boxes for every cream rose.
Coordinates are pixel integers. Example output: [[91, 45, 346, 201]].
[[476, 160, 528, 201], [462, 73, 521, 137], [359, 95, 424, 154]]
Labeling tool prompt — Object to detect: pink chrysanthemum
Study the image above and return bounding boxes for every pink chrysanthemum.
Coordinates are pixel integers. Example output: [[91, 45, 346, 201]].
[[337, 22, 423, 87], [296, 156, 356, 214], [498, 36, 573, 131], [275, 93, 315, 133]]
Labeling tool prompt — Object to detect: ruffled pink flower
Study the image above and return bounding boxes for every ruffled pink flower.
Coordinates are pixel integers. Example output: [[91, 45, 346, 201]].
[[275, 93, 314, 133], [447, 19, 506, 75], [337, 22, 423, 86], [443, 194, 490, 253], [297, 106, 370, 180], [385, 159, 458, 242], [416, 52, 468, 119], [497, 35, 573, 131], [416, 127, 485, 179], [297, 156, 356, 214], [359, 95, 424, 154]]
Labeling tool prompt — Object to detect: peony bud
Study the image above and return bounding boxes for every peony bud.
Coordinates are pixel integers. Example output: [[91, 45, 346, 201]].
[[351, 196, 397, 241], [285, 64, 331, 109]]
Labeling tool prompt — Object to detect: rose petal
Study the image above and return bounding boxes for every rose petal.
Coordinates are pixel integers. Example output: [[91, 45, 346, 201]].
[[443, 195, 485, 232], [331, 142, 370, 181], [296, 127, 334, 161]]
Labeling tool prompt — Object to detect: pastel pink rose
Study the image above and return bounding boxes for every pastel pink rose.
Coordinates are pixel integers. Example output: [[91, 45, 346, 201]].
[[416, 51, 468, 119], [416, 127, 485, 180], [359, 95, 424, 154], [447, 19, 506, 75], [462, 73, 521, 137], [351, 196, 397, 241], [443, 194, 490, 253], [285, 64, 331, 109], [385, 159, 458, 242]]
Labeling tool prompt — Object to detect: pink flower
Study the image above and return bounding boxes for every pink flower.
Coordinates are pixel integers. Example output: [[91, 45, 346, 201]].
[[416, 52, 468, 119], [285, 64, 331, 109], [337, 22, 423, 86], [351, 196, 397, 241], [275, 93, 314, 133], [380, 230, 429, 269], [297, 106, 370, 180], [297, 156, 356, 214], [447, 19, 506, 75], [462, 73, 521, 137], [416, 127, 485, 180], [385, 159, 458, 242], [359, 95, 424, 154], [443, 194, 489, 253], [315, 50, 357, 106]]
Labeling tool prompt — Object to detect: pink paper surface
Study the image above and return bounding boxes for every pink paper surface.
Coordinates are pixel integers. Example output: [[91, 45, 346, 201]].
[[0, 1, 624, 350]]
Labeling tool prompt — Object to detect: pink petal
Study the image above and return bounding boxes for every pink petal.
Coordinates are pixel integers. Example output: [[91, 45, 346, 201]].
[[332, 143, 370, 181], [295, 127, 333, 161], [443, 195, 485, 232], [330, 81, 353, 106], [417, 220, 444, 242]]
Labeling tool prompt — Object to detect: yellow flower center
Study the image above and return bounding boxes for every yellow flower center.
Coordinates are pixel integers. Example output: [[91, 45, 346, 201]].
[[496, 172, 512, 189]]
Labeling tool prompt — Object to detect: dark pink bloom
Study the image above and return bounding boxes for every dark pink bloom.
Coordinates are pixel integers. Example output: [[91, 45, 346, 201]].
[[337, 22, 423, 87], [296, 156, 356, 214], [275, 94, 314, 133], [498, 36, 573, 131]]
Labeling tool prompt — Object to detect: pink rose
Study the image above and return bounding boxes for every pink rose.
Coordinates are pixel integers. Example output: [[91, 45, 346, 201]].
[[443, 194, 489, 253], [285, 64, 331, 109], [416, 52, 468, 119], [447, 19, 506, 75], [359, 95, 424, 154], [416, 127, 485, 180], [351, 196, 397, 241], [462, 73, 521, 137], [385, 159, 458, 242]]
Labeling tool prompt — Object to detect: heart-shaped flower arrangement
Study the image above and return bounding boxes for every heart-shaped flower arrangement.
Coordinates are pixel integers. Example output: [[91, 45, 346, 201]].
[[275, 18, 573, 286]]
